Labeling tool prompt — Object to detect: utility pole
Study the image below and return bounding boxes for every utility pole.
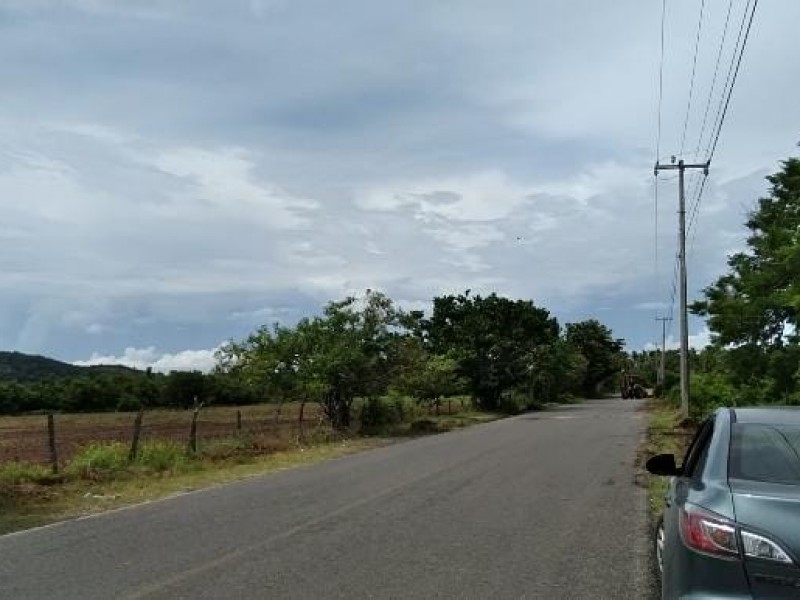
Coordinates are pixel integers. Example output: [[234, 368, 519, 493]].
[[655, 316, 672, 387], [654, 158, 709, 421]]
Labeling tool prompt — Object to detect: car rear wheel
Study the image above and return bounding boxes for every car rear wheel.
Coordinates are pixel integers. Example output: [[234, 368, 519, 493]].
[[655, 516, 665, 578]]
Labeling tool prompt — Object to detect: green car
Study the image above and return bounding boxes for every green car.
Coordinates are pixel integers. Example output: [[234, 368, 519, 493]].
[[647, 407, 800, 599]]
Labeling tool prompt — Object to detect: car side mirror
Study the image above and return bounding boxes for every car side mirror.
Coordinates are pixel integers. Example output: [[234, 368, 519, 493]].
[[646, 453, 681, 477]]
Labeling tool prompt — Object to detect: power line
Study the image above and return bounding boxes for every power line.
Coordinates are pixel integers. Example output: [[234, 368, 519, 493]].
[[652, 0, 666, 336], [693, 0, 734, 158], [707, 0, 759, 161], [688, 174, 709, 253], [680, 0, 706, 156], [685, 0, 758, 250], [666, 245, 680, 323], [702, 0, 751, 159], [655, 0, 667, 162], [686, 171, 704, 233]]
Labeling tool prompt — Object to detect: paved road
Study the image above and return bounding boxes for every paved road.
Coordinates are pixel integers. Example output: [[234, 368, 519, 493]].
[[0, 398, 651, 599]]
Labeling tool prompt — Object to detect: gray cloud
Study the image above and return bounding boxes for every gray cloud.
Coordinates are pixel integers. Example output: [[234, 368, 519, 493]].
[[0, 0, 797, 364]]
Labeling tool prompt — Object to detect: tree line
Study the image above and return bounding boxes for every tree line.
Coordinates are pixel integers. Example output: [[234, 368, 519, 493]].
[[0, 369, 258, 415], [1, 292, 626, 422], [217, 291, 624, 428]]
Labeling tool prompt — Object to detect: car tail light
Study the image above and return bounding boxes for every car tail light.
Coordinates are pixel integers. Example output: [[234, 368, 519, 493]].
[[679, 504, 794, 564], [679, 505, 739, 558], [741, 531, 793, 564]]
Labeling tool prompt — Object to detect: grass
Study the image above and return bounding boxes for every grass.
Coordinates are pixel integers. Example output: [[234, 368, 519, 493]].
[[0, 438, 384, 535], [639, 398, 697, 516], [0, 404, 503, 535]]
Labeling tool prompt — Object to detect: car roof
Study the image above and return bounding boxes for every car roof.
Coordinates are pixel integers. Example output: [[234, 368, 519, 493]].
[[731, 407, 800, 425]]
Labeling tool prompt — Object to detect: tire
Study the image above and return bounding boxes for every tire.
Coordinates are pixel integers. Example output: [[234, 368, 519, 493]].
[[655, 515, 665, 582]]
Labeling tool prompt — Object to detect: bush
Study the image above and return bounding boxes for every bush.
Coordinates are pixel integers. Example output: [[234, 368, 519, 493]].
[[0, 462, 55, 486], [137, 442, 189, 473], [499, 390, 536, 415], [67, 442, 128, 479], [359, 397, 403, 429]]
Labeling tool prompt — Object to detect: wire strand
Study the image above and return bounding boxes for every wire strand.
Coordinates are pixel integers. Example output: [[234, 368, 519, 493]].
[[694, 0, 734, 158], [708, 0, 758, 160], [703, 0, 753, 159], [680, 0, 706, 156], [655, 0, 667, 162], [685, 1, 758, 259]]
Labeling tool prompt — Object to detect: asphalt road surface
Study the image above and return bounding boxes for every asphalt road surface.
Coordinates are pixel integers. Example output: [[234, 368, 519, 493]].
[[0, 398, 652, 599]]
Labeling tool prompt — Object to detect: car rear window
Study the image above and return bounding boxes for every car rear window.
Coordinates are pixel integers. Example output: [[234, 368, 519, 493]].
[[730, 424, 800, 485]]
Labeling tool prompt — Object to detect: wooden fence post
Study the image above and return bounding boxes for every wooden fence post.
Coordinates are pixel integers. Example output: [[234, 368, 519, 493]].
[[188, 396, 204, 454], [236, 409, 242, 434], [47, 413, 59, 474], [128, 408, 145, 463], [298, 401, 306, 442]]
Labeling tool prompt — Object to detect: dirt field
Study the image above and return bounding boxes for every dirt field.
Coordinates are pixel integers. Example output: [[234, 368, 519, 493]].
[[0, 403, 325, 466]]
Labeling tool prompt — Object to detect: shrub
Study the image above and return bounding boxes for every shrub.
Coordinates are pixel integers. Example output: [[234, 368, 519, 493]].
[[67, 442, 128, 479], [359, 397, 402, 429], [0, 462, 55, 486], [137, 442, 189, 473], [498, 390, 529, 415]]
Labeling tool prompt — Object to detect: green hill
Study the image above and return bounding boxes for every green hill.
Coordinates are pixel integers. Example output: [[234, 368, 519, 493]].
[[0, 351, 138, 382]]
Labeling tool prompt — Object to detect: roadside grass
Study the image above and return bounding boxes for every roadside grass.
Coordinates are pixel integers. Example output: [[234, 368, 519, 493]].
[[0, 438, 384, 535], [0, 405, 504, 535], [639, 399, 696, 515]]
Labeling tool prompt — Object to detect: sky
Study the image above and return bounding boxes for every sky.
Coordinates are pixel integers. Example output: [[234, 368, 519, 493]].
[[1, 0, 798, 372]]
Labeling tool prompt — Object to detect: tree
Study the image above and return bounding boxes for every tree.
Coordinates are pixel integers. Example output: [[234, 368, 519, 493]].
[[565, 320, 625, 397], [521, 339, 588, 405], [692, 155, 800, 348], [162, 371, 208, 408], [218, 290, 411, 429], [425, 292, 559, 409], [395, 350, 464, 413], [691, 153, 800, 401]]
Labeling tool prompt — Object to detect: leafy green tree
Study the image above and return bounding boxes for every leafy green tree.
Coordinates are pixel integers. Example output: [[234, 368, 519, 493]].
[[522, 339, 588, 405], [219, 290, 411, 429], [691, 152, 800, 404], [425, 292, 559, 409], [395, 350, 465, 414], [162, 371, 208, 408], [565, 320, 625, 397], [692, 155, 800, 347]]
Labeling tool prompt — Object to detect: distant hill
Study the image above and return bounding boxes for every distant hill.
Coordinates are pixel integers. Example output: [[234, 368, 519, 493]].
[[0, 351, 139, 382]]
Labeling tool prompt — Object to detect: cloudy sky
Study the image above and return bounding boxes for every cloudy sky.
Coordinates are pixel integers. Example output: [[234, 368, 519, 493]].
[[1, 0, 798, 371]]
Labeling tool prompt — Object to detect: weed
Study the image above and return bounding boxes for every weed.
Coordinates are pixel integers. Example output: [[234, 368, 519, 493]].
[[137, 442, 191, 474], [66, 443, 128, 480], [0, 462, 55, 486]]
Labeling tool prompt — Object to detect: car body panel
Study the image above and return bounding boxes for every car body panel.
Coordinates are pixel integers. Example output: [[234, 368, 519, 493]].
[[731, 479, 800, 598]]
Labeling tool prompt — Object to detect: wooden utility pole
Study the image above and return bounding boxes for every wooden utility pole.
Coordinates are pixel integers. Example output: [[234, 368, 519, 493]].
[[654, 158, 709, 420]]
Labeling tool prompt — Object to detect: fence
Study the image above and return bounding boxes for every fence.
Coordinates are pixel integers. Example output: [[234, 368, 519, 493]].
[[0, 403, 326, 470], [0, 398, 471, 470]]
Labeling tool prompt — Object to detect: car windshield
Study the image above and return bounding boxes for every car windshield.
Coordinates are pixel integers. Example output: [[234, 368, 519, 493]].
[[730, 423, 800, 485]]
